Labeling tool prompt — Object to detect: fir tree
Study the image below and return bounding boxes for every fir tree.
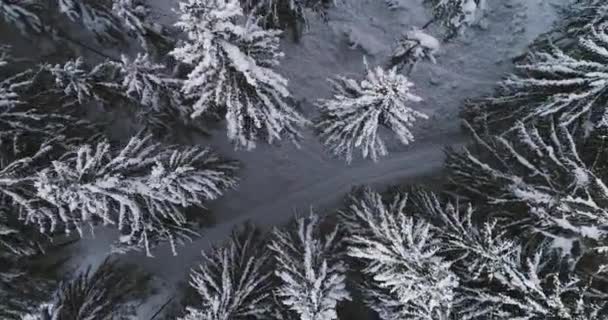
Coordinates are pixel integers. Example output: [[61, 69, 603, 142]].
[[241, 0, 336, 41], [171, 0, 307, 150], [390, 28, 440, 73], [0, 0, 43, 35], [0, 207, 57, 320], [180, 225, 273, 320], [466, 21, 608, 134], [31, 258, 150, 320], [58, 0, 125, 44], [316, 63, 427, 163], [340, 188, 458, 320], [0, 48, 99, 158], [31, 135, 238, 256], [114, 54, 191, 132], [446, 121, 608, 263], [417, 192, 608, 319], [425, 0, 487, 38], [269, 213, 350, 320], [112, 0, 174, 55]]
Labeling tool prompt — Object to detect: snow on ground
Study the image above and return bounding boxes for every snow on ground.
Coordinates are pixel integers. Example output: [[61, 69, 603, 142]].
[[69, 0, 569, 316]]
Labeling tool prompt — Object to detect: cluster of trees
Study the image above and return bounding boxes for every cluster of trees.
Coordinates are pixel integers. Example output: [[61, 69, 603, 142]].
[[176, 1, 608, 319], [0, 0, 538, 318]]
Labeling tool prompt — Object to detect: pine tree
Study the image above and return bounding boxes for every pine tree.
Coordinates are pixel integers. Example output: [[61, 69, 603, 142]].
[[171, 0, 307, 150], [425, 0, 487, 38], [180, 224, 272, 320], [555, 0, 607, 42], [269, 213, 350, 320], [340, 188, 458, 320], [390, 28, 440, 73], [44, 57, 121, 106], [58, 0, 125, 44], [112, 53, 187, 119], [112, 0, 174, 55], [0, 207, 57, 320], [446, 120, 608, 262], [466, 21, 608, 134], [31, 135, 238, 256], [30, 258, 150, 320], [0, 48, 99, 158], [413, 192, 519, 283], [316, 63, 427, 163], [241, 0, 336, 40], [45, 56, 187, 135], [0, 0, 43, 35]]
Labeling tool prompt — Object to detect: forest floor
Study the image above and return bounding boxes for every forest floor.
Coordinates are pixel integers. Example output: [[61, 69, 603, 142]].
[[69, 0, 569, 317]]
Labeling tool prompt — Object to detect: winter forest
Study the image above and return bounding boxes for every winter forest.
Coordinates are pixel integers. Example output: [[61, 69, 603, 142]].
[[2, 0, 608, 318]]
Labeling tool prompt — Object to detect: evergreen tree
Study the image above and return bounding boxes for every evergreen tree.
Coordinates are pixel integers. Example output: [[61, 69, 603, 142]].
[[31, 135, 238, 256], [269, 213, 350, 320], [390, 28, 440, 73], [180, 225, 272, 320], [171, 0, 307, 150], [466, 19, 608, 134], [340, 188, 458, 320], [425, 0, 487, 38], [0, 49, 99, 157], [110, 53, 189, 132], [0, 0, 43, 35], [446, 121, 608, 263], [241, 0, 336, 41], [112, 0, 174, 55], [58, 0, 125, 44], [316, 63, 427, 163], [0, 207, 59, 320], [29, 258, 150, 320], [415, 192, 608, 319]]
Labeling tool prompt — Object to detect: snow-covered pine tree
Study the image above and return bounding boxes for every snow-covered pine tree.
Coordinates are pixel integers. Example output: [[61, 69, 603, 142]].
[[405, 191, 608, 319], [555, 0, 607, 42], [413, 192, 519, 283], [180, 224, 272, 320], [316, 63, 427, 163], [44, 57, 121, 106], [269, 213, 350, 320], [112, 0, 174, 55], [466, 21, 608, 134], [32, 258, 149, 320], [339, 188, 459, 320], [171, 0, 307, 150], [412, 191, 608, 319], [425, 0, 487, 38], [390, 28, 440, 73], [31, 135, 238, 256], [241, 0, 336, 41], [0, 57, 101, 159], [111, 53, 188, 129], [446, 120, 608, 262], [0, 206, 57, 320], [0, 0, 43, 35], [57, 0, 125, 44], [45, 56, 185, 135]]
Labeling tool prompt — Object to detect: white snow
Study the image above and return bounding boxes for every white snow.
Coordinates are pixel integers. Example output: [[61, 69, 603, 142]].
[[65, 0, 569, 317]]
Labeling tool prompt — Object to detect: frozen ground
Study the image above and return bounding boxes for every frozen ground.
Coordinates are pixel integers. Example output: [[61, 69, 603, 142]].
[[69, 0, 569, 316]]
